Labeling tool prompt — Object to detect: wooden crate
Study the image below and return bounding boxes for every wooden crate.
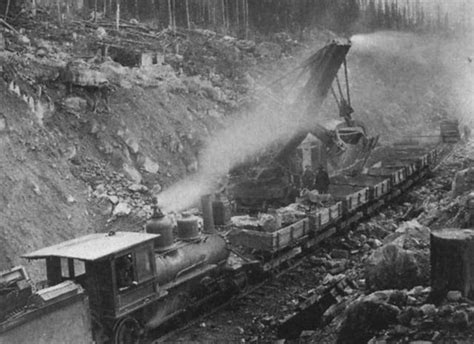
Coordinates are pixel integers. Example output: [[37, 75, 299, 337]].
[[228, 218, 311, 252]]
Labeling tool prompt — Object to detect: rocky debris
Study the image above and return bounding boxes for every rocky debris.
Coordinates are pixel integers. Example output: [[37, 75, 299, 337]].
[[276, 203, 307, 225], [337, 296, 400, 344], [365, 287, 474, 343], [70, 159, 157, 224]]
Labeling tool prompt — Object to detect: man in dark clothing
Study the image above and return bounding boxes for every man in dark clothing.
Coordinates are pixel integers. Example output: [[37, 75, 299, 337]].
[[301, 165, 315, 190], [315, 166, 330, 194]]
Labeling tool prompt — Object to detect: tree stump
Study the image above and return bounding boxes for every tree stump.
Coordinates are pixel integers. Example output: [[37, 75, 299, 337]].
[[431, 229, 474, 299]]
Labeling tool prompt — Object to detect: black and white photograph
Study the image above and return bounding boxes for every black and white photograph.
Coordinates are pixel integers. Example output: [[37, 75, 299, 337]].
[[0, 0, 473, 343]]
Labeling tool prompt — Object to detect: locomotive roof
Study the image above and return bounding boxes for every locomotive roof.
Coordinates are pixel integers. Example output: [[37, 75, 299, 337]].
[[22, 231, 159, 261]]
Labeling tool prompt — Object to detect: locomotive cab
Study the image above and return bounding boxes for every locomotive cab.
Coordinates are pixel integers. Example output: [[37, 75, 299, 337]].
[[23, 231, 165, 339]]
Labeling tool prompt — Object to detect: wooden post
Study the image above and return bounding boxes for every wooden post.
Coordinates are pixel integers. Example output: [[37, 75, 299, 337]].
[[4, 0, 11, 19], [32, 0, 37, 17], [57, 0, 62, 24], [167, 0, 172, 29], [116, 0, 120, 31], [185, 0, 190, 29], [431, 229, 474, 299]]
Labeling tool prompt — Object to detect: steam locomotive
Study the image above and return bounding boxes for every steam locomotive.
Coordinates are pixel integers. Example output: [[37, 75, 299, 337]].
[[0, 142, 443, 344]]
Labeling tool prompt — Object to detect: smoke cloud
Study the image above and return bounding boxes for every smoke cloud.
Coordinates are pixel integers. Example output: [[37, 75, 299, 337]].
[[346, 27, 474, 145], [157, 63, 323, 213]]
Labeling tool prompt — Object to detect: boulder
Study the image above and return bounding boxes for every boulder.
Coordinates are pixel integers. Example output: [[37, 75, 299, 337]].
[[64, 60, 108, 87], [337, 299, 400, 344], [63, 96, 87, 113], [128, 184, 148, 193], [452, 167, 474, 197], [365, 244, 429, 291], [99, 61, 128, 85], [276, 203, 306, 225], [235, 39, 256, 52], [123, 163, 142, 183], [150, 184, 162, 195], [142, 156, 160, 174], [96, 26, 107, 40], [255, 42, 282, 59], [447, 290, 462, 302], [94, 197, 113, 216], [450, 310, 469, 328], [113, 202, 131, 217], [259, 212, 282, 233], [383, 220, 430, 250]]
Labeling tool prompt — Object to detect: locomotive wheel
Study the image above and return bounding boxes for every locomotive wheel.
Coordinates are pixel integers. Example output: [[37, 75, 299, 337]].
[[113, 316, 141, 344]]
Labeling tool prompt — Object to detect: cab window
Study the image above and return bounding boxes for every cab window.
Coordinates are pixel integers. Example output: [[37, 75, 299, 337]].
[[115, 254, 135, 290], [135, 250, 153, 282], [60, 258, 85, 279]]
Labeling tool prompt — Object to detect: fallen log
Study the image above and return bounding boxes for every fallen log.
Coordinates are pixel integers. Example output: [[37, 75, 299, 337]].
[[431, 228, 474, 299], [0, 18, 19, 35]]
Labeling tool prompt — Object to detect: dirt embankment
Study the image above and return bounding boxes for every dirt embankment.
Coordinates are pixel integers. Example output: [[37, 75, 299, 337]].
[[0, 80, 93, 275]]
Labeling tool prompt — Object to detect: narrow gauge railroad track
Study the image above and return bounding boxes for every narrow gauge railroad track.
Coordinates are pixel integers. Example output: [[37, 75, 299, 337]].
[[150, 259, 307, 343], [151, 143, 454, 343]]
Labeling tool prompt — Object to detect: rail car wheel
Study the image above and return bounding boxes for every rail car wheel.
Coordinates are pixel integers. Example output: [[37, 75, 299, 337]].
[[113, 316, 141, 344]]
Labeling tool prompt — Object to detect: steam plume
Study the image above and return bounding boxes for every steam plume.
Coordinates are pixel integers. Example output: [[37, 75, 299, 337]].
[[158, 93, 309, 212]]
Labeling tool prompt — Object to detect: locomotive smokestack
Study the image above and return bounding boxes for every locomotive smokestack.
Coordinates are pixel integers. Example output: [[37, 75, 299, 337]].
[[201, 194, 216, 234]]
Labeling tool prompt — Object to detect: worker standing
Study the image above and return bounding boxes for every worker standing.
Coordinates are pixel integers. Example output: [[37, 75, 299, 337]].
[[463, 124, 471, 142], [315, 166, 330, 194], [301, 165, 315, 190]]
